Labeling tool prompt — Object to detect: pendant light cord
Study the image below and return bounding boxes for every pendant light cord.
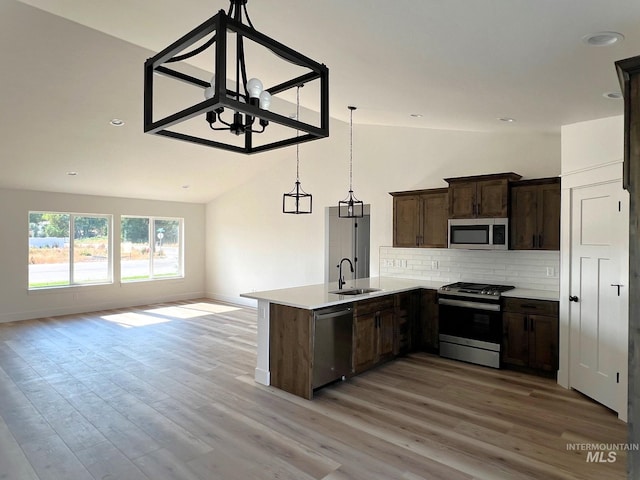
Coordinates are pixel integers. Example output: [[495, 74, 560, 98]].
[[348, 106, 356, 191], [296, 86, 301, 182]]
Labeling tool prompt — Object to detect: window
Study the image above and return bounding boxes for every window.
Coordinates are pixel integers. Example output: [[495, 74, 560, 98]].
[[121, 216, 183, 282], [28, 212, 112, 289]]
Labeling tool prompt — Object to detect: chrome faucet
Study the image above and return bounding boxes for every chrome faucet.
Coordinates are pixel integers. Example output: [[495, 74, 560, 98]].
[[337, 257, 354, 290]]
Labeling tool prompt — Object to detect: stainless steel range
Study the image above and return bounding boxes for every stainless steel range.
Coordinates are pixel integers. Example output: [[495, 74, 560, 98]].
[[438, 282, 515, 368]]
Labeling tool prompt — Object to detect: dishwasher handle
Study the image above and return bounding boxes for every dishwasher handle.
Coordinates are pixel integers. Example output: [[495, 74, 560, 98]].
[[315, 307, 352, 320]]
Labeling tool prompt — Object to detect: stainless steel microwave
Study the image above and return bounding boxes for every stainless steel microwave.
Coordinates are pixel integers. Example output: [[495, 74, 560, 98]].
[[448, 218, 508, 250]]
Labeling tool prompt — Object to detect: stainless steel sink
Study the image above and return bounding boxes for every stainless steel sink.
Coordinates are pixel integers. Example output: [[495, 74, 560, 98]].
[[329, 287, 381, 296]]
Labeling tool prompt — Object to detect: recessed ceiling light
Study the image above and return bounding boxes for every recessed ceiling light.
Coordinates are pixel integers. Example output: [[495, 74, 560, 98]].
[[109, 118, 125, 127], [410, 113, 423, 118], [67, 171, 78, 176], [582, 32, 624, 47], [498, 117, 516, 123], [603, 91, 623, 99], [181, 185, 190, 189]]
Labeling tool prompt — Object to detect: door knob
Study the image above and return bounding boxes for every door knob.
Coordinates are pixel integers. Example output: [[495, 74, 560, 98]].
[[569, 296, 579, 302]]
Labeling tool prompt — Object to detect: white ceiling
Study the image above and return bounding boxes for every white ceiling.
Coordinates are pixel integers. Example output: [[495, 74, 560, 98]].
[[2, 0, 640, 203]]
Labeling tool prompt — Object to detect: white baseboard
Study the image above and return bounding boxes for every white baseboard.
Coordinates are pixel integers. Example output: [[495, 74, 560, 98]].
[[254, 367, 270, 386]]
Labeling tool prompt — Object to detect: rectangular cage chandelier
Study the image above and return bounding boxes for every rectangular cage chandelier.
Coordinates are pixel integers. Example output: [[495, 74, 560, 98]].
[[144, 0, 330, 154]]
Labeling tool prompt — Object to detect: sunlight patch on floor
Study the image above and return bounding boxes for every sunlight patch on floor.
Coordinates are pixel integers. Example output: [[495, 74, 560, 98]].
[[101, 311, 172, 328]]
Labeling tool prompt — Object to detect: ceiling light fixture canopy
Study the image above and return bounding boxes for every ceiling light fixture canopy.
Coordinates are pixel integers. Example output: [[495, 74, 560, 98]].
[[338, 106, 364, 218], [144, 0, 329, 154], [283, 85, 312, 214]]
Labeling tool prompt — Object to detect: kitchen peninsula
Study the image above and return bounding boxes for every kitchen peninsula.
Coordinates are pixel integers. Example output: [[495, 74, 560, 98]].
[[241, 277, 558, 399]]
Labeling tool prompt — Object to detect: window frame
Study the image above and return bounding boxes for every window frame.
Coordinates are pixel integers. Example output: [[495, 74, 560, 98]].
[[28, 211, 113, 290], [120, 215, 184, 283]]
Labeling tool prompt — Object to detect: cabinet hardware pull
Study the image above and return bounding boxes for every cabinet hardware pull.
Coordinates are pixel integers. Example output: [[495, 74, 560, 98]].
[[524, 317, 527, 331], [569, 296, 579, 302], [610, 284, 624, 296], [539, 234, 543, 248], [530, 318, 535, 332], [532, 235, 536, 248]]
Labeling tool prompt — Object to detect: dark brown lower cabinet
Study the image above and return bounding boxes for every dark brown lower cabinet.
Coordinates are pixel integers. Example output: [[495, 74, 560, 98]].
[[502, 298, 558, 373], [416, 289, 439, 352], [269, 303, 313, 399], [353, 297, 396, 374]]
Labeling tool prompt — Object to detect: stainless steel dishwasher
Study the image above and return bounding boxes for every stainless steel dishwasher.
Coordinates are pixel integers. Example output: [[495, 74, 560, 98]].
[[312, 304, 353, 390]]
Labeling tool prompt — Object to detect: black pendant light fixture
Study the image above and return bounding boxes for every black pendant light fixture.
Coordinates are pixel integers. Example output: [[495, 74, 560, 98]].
[[283, 86, 312, 214], [144, 0, 329, 154], [338, 106, 364, 218]]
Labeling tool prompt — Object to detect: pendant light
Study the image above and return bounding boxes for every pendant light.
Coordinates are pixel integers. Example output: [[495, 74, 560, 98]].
[[144, 0, 329, 154], [283, 85, 312, 214], [338, 106, 364, 218]]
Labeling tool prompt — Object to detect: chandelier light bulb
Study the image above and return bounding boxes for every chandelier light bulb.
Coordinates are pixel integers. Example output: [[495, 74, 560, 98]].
[[246, 78, 263, 98], [259, 90, 271, 110]]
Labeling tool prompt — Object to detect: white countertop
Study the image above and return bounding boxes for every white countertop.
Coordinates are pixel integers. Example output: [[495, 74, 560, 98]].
[[241, 277, 559, 309]]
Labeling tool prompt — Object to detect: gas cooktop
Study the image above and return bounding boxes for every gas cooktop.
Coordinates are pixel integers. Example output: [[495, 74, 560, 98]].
[[439, 282, 515, 297]]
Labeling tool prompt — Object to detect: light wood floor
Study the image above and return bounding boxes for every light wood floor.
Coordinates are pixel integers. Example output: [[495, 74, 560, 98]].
[[0, 299, 628, 480]]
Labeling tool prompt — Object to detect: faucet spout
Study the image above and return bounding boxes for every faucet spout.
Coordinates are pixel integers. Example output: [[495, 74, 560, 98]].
[[337, 257, 355, 290]]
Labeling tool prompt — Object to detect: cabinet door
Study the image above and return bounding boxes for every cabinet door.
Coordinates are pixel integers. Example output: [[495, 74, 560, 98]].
[[418, 289, 439, 351], [477, 179, 509, 217], [448, 181, 477, 218], [502, 312, 529, 367], [510, 185, 538, 249], [529, 314, 558, 371], [353, 314, 377, 373], [421, 191, 448, 247], [537, 183, 561, 250], [378, 309, 396, 360], [393, 195, 421, 247]]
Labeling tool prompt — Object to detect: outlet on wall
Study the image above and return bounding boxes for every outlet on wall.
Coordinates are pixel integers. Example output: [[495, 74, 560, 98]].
[[546, 267, 555, 277], [431, 260, 439, 269]]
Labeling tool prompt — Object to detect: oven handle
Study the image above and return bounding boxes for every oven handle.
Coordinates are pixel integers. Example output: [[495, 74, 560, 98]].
[[438, 297, 501, 312]]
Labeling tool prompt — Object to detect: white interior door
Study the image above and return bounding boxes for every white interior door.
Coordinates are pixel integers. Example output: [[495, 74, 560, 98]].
[[569, 180, 628, 414]]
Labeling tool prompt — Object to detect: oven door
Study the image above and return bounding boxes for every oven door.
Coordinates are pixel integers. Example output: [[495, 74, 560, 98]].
[[438, 297, 502, 344]]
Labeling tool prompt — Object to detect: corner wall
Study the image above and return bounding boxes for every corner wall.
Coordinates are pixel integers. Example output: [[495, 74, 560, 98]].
[[0, 188, 206, 322], [206, 120, 560, 304]]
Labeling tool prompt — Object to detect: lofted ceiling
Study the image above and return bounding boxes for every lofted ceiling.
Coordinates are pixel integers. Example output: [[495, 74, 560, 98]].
[[2, 0, 640, 203]]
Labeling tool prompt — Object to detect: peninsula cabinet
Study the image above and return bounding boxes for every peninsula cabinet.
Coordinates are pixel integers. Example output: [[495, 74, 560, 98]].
[[445, 172, 521, 219], [502, 297, 559, 373], [510, 178, 560, 250], [353, 296, 396, 374], [390, 188, 448, 248]]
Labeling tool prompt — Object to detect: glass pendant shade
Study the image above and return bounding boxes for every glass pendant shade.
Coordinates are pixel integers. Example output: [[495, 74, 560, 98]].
[[338, 106, 364, 218]]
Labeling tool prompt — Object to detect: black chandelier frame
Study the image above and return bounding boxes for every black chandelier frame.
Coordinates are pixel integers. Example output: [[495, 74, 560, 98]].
[[144, 0, 329, 154]]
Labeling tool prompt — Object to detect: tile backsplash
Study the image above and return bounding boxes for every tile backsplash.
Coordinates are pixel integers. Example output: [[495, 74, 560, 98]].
[[380, 247, 559, 291]]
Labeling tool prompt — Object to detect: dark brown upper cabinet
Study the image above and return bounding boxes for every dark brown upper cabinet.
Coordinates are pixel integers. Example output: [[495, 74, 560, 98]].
[[390, 188, 448, 248], [445, 173, 521, 218], [510, 177, 560, 250]]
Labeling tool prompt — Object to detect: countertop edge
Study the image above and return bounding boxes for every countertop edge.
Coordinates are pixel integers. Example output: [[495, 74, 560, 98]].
[[241, 277, 559, 309]]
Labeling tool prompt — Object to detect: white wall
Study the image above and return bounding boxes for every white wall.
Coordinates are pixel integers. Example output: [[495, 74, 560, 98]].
[[0, 188, 206, 322], [206, 119, 560, 304], [561, 115, 624, 174]]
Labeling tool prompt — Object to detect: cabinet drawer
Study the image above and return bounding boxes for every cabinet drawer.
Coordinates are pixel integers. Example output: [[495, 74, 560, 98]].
[[503, 297, 558, 316], [355, 297, 395, 316]]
